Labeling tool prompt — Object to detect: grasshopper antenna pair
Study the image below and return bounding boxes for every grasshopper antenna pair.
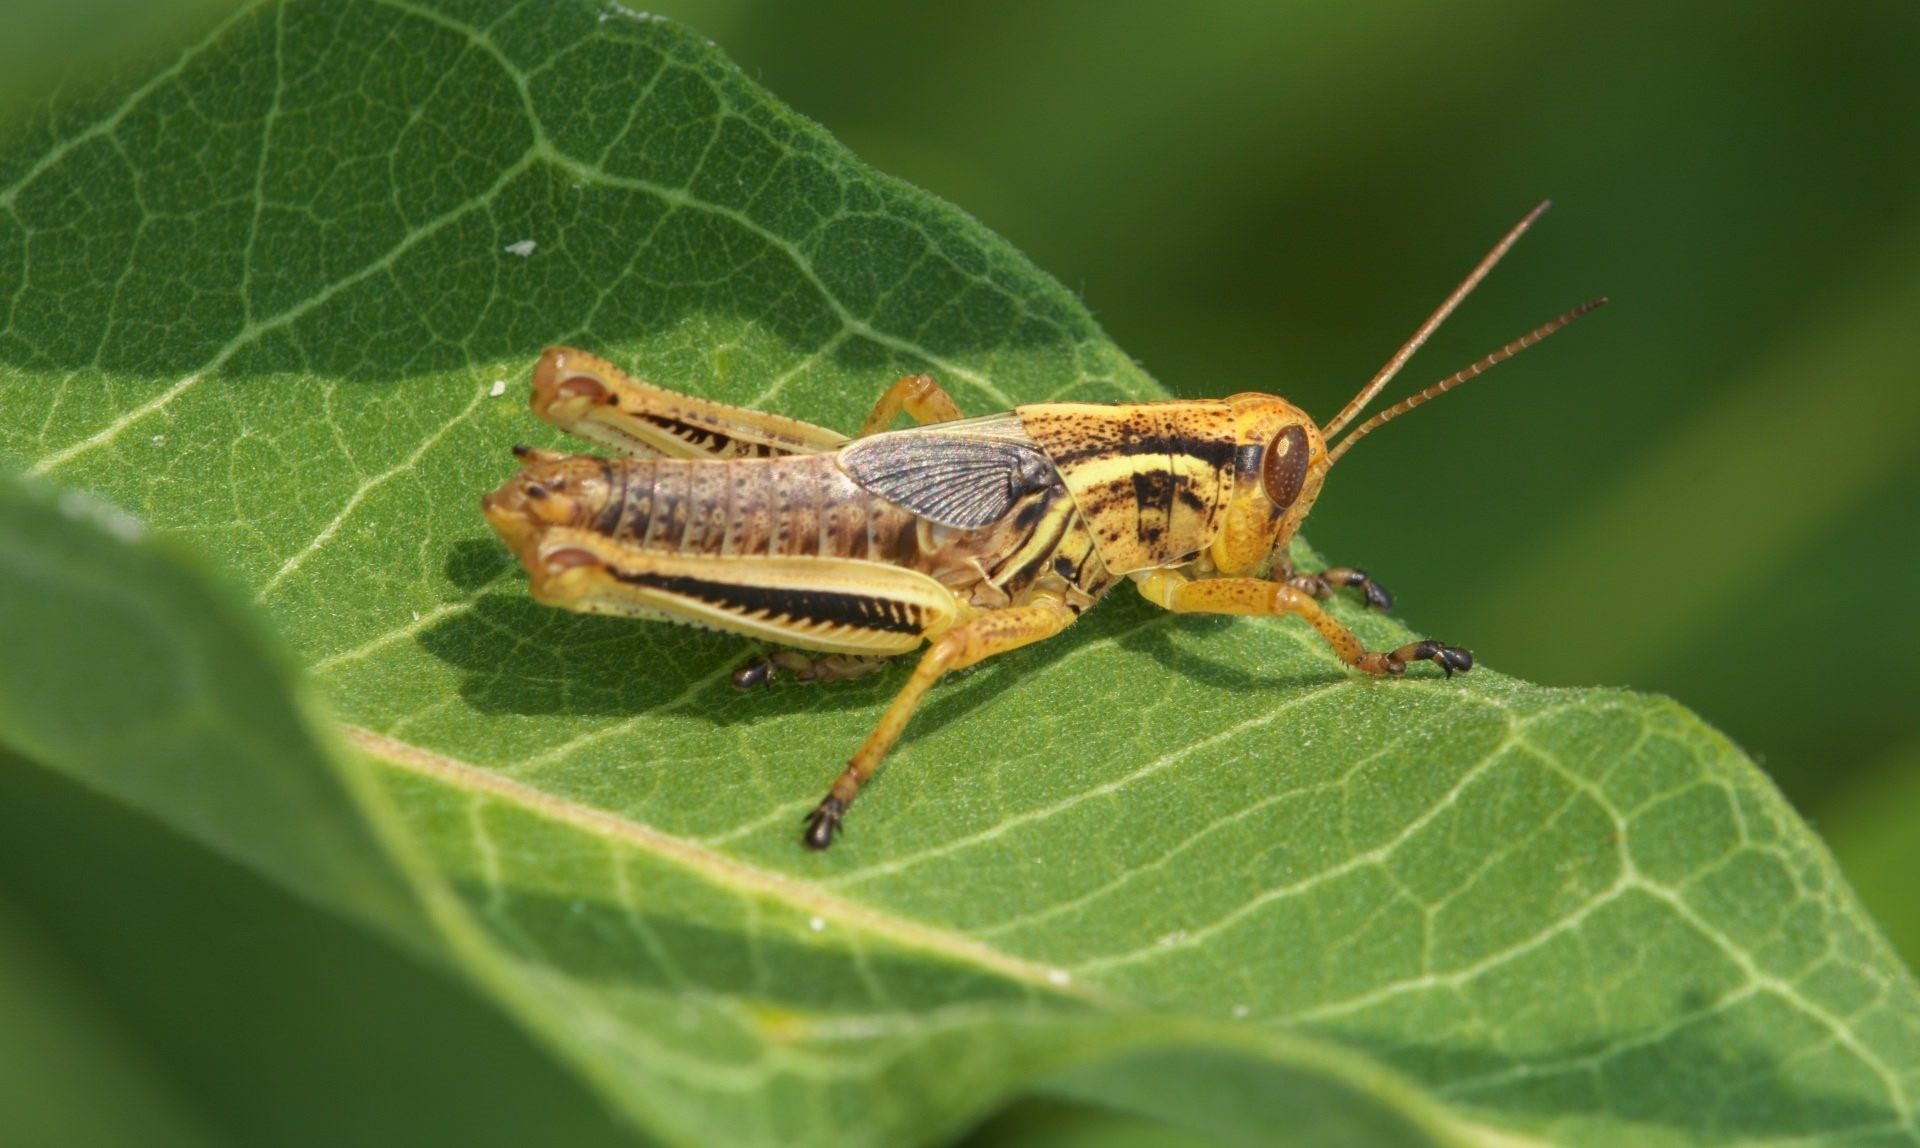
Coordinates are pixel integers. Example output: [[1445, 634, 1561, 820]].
[[1322, 200, 1607, 464]]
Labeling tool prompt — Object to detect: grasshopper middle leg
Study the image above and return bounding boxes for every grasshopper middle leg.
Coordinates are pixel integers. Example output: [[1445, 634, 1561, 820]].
[[1286, 565, 1394, 611], [1135, 570, 1470, 677], [856, 373, 964, 437], [730, 650, 895, 690], [805, 598, 1078, 849]]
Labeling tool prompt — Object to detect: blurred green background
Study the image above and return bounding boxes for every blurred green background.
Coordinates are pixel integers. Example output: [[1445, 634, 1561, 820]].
[[3, 1, 1916, 1143]]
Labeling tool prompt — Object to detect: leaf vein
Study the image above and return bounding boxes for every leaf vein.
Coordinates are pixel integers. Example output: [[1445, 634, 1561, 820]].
[[343, 724, 1114, 1005]]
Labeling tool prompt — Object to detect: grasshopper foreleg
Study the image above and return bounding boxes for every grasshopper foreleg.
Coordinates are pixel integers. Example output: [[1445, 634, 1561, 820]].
[[805, 598, 1078, 849], [1135, 570, 1470, 678]]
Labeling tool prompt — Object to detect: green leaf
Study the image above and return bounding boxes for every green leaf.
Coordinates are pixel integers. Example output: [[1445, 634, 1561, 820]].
[[962, 1098, 1218, 1148], [0, 745, 639, 1148], [2, 3, 1916, 1146], [0, 479, 1482, 1148]]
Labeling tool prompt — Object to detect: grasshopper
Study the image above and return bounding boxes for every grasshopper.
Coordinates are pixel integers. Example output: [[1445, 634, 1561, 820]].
[[483, 202, 1601, 848]]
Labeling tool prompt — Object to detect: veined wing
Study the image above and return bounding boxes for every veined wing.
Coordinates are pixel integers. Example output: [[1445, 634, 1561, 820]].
[[838, 414, 1062, 530]]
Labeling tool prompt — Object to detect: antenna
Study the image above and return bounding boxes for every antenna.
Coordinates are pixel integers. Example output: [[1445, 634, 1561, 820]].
[[1325, 297, 1607, 466], [1321, 200, 1552, 441]]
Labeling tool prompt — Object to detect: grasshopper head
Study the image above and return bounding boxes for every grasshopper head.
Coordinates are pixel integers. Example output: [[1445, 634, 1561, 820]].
[[1209, 395, 1330, 576], [481, 446, 618, 564]]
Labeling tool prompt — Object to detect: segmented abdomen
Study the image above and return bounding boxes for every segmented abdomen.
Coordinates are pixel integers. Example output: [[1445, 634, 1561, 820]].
[[600, 453, 921, 564], [593, 452, 1115, 610]]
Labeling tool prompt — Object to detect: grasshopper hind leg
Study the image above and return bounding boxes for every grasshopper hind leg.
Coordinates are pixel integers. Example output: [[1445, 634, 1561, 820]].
[[730, 650, 895, 690]]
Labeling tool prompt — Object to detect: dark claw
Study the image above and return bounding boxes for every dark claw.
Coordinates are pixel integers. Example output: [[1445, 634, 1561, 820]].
[[511, 442, 533, 459], [802, 797, 847, 850], [1335, 568, 1393, 610], [1317, 567, 1394, 610], [1394, 639, 1473, 678], [731, 658, 777, 691]]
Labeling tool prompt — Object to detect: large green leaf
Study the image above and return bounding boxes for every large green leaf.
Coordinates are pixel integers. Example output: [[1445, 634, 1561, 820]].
[[2, 3, 1916, 1145]]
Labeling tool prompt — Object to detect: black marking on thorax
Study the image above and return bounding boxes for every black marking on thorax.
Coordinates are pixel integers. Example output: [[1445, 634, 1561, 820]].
[[1130, 467, 1175, 543], [1051, 431, 1236, 472], [1234, 441, 1263, 483]]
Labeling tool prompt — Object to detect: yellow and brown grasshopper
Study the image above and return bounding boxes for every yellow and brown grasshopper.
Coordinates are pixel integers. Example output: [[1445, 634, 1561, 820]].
[[483, 203, 1601, 848]]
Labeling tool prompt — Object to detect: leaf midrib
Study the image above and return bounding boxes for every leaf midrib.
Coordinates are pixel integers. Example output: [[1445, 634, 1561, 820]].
[[342, 724, 1116, 1007]]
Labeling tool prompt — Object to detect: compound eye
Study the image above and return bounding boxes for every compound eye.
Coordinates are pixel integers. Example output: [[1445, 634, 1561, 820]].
[[1262, 425, 1310, 510]]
